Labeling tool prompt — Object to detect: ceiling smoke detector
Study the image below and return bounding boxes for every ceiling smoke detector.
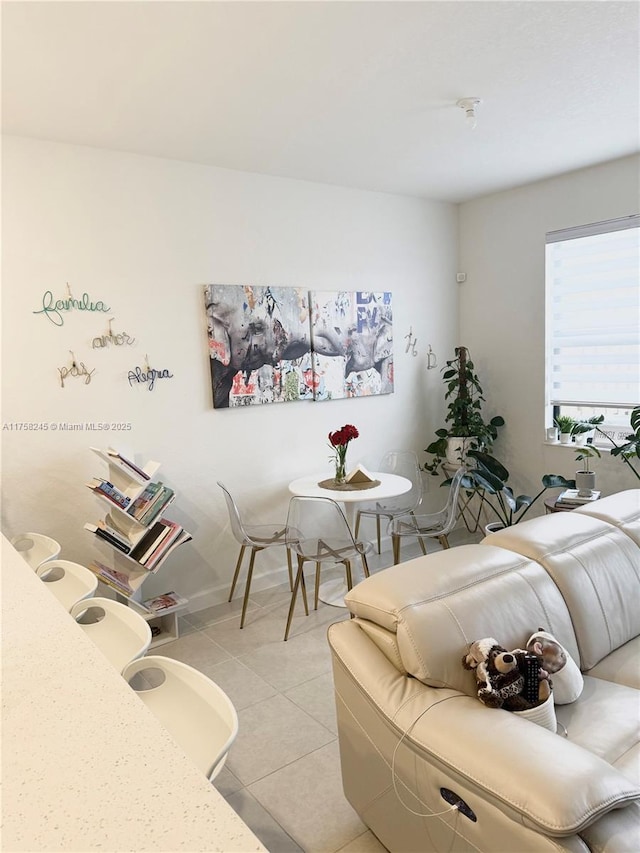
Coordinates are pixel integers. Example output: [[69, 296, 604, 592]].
[[457, 97, 482, 130]]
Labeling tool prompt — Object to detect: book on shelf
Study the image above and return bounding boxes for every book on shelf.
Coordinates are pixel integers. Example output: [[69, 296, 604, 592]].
[[128, 520, 168, 562], [556, 489, 601, 506], [128, 481, 163, 519], [138, 486, 175, 526], [89, 560, 134, 595], [142, 591, 188, 614], [145, 528, 192, 571], [127, 482, 175, 526], [84, 522, 132, 554], [137, 521, 178, 565], [105, 448, 151, 481], [86, 479, 132, 510], [142, 519, 182, 565]]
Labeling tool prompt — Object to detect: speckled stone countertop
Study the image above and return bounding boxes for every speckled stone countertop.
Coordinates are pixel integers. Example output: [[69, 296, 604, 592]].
[[1, 534, 266, 852]]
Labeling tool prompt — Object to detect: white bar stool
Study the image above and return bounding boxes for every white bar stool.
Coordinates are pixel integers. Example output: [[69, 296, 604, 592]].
[[122, 655, 238, 781], [11, 532, 61, 570], [36, 560, 98, 611], [70, 597, 152, 673]]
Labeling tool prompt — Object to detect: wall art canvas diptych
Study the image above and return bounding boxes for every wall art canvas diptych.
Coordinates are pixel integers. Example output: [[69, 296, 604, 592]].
[[204, 285, 393, 408]]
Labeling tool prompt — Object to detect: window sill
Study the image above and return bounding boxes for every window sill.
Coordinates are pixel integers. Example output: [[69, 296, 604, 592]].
[[544, 441, 612, 454]]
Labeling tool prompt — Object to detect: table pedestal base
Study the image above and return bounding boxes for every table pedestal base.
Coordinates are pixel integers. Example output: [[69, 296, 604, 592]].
[[317, 577, 349, 608]]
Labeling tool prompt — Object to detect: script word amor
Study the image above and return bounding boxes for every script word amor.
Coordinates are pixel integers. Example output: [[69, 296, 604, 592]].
[[92, 331, 135, 348]]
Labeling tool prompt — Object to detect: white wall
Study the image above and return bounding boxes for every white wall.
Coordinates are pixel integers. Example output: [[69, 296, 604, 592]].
[[1, 136, 458, 608], [458, 154, 640, 507]]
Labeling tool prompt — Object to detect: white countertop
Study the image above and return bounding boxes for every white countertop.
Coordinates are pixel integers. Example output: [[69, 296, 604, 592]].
[[1, 534, 266, 852]]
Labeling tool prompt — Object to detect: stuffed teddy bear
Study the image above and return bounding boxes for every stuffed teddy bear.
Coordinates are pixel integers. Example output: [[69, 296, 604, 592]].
[[526, 628, 583, 704], [463, 639, 552, 712]]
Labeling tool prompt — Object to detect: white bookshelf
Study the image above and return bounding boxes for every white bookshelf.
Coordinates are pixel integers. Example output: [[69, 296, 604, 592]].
[[84, 447, 190, 648]]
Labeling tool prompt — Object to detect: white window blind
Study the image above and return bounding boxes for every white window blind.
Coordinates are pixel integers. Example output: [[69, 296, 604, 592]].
[[546, 215, 640, 407]]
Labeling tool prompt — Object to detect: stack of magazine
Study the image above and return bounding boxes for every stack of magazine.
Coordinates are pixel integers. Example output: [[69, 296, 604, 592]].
[[89, 560, 135, 596], [555, 488, 601, 509], [142, 591, 188, 614]]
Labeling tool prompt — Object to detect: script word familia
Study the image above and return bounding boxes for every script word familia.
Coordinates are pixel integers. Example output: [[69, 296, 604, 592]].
[[128, 366, 174, 391], [34, 291, 111, 327]]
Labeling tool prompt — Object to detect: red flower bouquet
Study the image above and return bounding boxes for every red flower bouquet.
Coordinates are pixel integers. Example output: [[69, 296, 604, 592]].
[[328, 424, 359, 483]]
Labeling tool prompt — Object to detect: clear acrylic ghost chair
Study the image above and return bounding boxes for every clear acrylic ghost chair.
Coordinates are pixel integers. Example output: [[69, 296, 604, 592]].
[[36, 560, 98, 611], [388, 467, 466, 564], [11, 532, 61, 570], [284, 496, 373, 641], [70, 597, 152, 673], [218, 482, 294, 629], [354, 450, 426, 555], [122, 655, 238, 781]]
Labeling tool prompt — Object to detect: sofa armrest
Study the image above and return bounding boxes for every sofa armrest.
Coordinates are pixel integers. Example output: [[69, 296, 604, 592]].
[[329, 620, 640, 837]]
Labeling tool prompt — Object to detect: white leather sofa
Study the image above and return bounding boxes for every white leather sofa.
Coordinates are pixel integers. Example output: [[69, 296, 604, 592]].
[[328, 490, 640, 852]]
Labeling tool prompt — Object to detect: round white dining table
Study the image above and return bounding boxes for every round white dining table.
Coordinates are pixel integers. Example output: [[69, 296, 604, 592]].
[[288, 471, 411, 607]]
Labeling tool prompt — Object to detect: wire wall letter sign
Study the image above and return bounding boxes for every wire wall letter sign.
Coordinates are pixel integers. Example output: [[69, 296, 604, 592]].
[[58, 352, 95, 387], [33, 283, 110, 327]]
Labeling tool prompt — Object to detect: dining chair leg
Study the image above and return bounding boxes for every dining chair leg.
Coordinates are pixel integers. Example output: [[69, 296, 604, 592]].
[[300, 565, 309, 616], [284, 557, 306, 641], [410, 511, 427, 555], [314, 562, 321, 610], [392, 533, 400, 565], [286, 548, 293, 592], [344, 560, 354, 619], [376, 516, 381, 554], [360, 553, 370, 579], [439, 534, 450, 549], [240, 546, 260, 629], [228, 544, 246, 601], [344, 559, 353, 592]]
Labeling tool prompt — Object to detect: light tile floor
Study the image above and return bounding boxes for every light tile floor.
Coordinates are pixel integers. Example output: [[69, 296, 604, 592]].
[[162, 527, 481, 852]]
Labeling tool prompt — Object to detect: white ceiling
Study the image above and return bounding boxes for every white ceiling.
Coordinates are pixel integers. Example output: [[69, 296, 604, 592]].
[[2, 0, 639, 202]]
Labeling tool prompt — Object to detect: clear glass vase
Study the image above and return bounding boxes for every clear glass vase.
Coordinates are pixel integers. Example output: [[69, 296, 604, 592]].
[[334, 450, 347, 485]]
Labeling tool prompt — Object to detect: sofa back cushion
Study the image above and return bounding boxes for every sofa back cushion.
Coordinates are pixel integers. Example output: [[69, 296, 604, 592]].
[[343, 544, 579, 696], [484, 512, 640, 671], [573, 489, 640, 546]]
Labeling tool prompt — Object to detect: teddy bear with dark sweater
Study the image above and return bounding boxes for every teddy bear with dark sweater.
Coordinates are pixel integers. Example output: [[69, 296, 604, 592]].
[[462, 638, 552, 711]]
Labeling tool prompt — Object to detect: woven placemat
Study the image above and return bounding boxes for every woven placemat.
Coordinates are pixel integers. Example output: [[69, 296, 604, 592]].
[[317, 478, 381, 491]]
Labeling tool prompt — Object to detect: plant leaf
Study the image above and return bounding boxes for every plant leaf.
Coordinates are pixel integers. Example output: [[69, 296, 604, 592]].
[[467, 450, 510, 482], [542, 474, 574, 488]]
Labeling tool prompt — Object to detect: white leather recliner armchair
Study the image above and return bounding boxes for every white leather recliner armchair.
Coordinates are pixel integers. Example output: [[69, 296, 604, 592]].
[[328, 490, 640, 852]]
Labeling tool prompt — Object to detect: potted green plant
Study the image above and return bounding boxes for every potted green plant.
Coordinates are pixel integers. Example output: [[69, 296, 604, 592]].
[[424, 346, 504, 474], [554, 415, 576, 445], [574, 444, 601, 497], [462, 450, 575, 531], [594, 405, 640, 481], [572, 415, 604, 446]]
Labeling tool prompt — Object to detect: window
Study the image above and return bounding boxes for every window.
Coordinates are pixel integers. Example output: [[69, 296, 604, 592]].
[[546, 215, 640, 443]]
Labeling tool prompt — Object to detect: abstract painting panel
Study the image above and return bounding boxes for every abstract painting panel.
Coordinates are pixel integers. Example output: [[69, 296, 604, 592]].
[[204, 285, 312, 408], [310, 290, 393, 400]]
